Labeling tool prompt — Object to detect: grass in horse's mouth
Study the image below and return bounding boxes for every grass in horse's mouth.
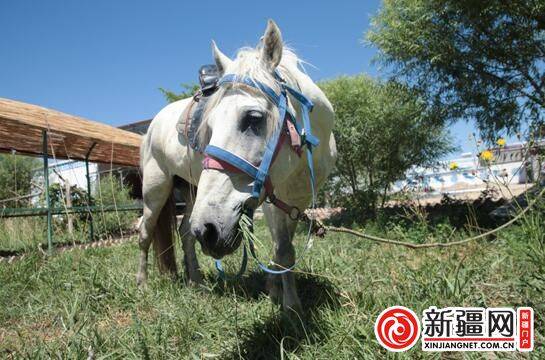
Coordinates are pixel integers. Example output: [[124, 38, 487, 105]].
[[239, 213, 265, 251]]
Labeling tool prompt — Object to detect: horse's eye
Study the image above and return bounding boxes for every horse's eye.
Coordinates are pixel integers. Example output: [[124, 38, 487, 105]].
[[240, 110, 265, 133], [246, 110, 263, 122]]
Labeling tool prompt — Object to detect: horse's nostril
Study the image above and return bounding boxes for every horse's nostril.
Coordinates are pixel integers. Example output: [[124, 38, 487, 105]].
[[202, 223, 219, 247]]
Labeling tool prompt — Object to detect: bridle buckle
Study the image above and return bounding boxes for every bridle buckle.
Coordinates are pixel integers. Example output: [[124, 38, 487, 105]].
[[289, 206, 301, 221]]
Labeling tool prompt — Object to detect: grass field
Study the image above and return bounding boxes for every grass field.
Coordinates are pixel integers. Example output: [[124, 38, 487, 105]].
[[0, 208, 140, 254], [1, 212, 544, 359]]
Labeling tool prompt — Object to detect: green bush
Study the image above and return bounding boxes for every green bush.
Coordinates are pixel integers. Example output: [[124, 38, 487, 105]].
[[0, 153, 40, 208], [93, 174, 139, 239], [45, 183, 89, 231], [319, 75, 454, 216]]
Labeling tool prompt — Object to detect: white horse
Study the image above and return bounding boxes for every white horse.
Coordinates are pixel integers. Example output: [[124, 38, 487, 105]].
[[137, 20, 336, 312]]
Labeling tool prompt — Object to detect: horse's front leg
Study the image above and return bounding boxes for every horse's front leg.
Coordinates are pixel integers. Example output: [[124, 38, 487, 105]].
[[179, 215, 204, 285], [177, 184, 204, 285], [263, 203, 302, 314]]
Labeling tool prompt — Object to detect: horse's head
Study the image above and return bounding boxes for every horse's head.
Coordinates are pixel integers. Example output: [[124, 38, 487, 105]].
[[190, 20, 299, 259]]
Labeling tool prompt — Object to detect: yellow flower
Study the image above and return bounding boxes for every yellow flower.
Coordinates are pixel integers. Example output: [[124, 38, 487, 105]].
[[497, 138, 506, 147], [480, 150, 494, 162], [449, 162, 459, 170]]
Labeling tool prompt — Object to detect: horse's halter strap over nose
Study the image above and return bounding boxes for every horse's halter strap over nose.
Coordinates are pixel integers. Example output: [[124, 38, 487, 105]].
[[202, 73, 319, 211]]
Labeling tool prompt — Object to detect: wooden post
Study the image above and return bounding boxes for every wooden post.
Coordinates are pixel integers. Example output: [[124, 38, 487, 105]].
[[85, 158, 93, 242], [42, 130, 53, 253], [85, 143, 96, 242], [64, 179, 73, 235]]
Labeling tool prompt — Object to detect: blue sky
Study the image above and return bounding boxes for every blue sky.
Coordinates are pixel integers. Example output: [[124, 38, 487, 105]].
[[1, 0, 474, 155]]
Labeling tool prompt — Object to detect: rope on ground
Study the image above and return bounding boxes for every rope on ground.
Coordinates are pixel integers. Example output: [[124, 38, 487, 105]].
[[318, 185, 545, 249]]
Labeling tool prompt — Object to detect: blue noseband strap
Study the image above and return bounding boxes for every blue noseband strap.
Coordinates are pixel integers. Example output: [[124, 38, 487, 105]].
[[205, 145, 259, 179]]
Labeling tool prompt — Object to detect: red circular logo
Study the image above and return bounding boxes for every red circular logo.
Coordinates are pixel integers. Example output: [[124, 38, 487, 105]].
[[375, 306, 420, 352]]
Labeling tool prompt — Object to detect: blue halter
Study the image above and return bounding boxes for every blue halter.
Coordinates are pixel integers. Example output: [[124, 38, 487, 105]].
[[203, 72, 319, 278]]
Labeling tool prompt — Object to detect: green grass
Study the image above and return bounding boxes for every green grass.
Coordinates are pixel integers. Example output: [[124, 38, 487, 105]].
[[0, 209, 140, 254], [1, 215, 544, 359], [0, 217, 46, 253]]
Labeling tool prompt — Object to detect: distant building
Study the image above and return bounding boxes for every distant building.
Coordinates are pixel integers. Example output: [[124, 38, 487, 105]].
[[28, 159, 97, 206], [97, 119, 152, 198], [118, 119, 152, 135], [38, 120, 151, 200], [393, 142, 539, 202], [47, 160, 98, 189]]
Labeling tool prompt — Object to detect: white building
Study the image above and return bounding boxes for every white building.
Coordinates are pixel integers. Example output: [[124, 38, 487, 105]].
[[29, 160, 98, 205], [47, 160, 98, 190], [393, 142, 534, 201]]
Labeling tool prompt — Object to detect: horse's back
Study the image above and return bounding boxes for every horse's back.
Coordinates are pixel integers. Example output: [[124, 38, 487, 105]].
[[144, 98, 190, 153], [141, 98, 202, 184]]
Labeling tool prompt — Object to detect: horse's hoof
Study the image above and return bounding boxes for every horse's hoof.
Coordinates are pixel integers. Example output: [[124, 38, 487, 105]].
[[283, 299, 303, 317], [187, 277, 205, 288], [281, 308, 305, 337], [136, 273, 148, 289], [266, 275, 282, 304], [184, 268, 204, 287]]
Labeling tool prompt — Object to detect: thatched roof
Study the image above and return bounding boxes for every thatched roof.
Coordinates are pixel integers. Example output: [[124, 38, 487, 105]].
[[0, 98, 142, 167]]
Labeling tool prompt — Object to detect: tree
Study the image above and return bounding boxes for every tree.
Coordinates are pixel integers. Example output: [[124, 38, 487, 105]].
[[0, 153, 40, 208], [46, 182, 89, 232], [319, 75, 454, 214], [367, 0, 545, 141], [159, 83, 199, 103]]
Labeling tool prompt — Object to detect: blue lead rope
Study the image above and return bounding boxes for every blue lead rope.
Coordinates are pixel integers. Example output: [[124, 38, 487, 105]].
[[214, 244, 248, 281], [207, 72, 318, 278]]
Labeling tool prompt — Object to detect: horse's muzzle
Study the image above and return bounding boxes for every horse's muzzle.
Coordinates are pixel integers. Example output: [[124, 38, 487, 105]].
[[192, 221, 242, 259]]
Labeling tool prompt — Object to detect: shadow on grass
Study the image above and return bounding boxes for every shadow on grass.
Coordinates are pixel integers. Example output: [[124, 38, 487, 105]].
[[206, 270, 267, 300], [208, 270, 340, 359], [0, 249, 22, 257]]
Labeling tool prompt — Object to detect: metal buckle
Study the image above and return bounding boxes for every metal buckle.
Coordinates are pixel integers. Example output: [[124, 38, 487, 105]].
[[193, 90, 202, 102], [289, 206, 301, 221]]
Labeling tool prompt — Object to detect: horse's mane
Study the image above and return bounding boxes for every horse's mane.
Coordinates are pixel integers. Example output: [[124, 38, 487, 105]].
[[198, 46, 305, 145]]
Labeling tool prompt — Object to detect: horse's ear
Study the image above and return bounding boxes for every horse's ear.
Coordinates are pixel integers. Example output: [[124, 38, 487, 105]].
[[260, 19, 283, 71], [211, 40, 232, 74]]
